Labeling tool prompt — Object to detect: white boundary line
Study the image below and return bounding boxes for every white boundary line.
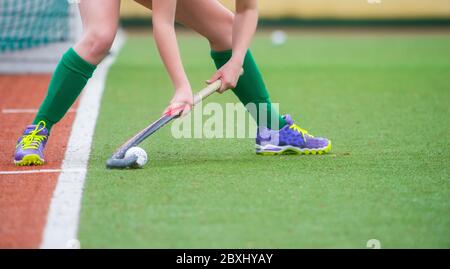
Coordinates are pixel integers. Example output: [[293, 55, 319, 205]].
[[39, 30, 126, 249]]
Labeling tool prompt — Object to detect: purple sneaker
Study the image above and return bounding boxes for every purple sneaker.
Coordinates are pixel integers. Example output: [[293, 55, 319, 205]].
[[256, 115, 331, 155], [14, 121, 49, 166]]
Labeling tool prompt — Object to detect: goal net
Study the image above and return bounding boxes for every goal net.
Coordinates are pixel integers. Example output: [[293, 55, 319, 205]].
[[0, 0, 82, 73]]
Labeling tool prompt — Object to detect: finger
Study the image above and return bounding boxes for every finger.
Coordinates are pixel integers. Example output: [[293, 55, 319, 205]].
[[206, 71, 222, 84], [219, 80, 232, 93], [163, 105, 175, 116], [180, 104, 192, 117], [164, 103, 184, 116]]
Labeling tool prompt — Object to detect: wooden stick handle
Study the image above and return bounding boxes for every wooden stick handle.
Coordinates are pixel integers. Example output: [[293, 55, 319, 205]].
[[193, 80, 221, 105]]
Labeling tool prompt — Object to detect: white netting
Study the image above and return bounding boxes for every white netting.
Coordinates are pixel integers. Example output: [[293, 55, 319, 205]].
[[0, 0, 82, 73]]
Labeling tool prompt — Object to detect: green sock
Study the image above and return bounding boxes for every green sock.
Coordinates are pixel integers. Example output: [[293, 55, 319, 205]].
[[210, 50, 286, 130], [33, 48, 96, 131]]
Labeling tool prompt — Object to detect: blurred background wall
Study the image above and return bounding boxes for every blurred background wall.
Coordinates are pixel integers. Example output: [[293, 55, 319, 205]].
[[120, 0, 450, 20]]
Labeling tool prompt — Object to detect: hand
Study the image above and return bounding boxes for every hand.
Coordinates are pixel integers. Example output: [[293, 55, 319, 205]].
[[206, 59, 244, 93], [163, 86, 193, 117]]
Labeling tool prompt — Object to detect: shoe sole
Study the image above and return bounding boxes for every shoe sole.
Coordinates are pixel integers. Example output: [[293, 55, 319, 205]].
[[256, 141, 332, 156], [14, 154, 45, 166]]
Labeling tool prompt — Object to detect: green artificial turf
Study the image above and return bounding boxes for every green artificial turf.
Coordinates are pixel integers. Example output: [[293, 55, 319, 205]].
[[78, 31, 450, 248]]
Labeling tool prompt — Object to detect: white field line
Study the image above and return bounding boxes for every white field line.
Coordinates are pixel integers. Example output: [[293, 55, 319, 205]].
[[2, 108, 76, 114], [0, 168, 84, 175], [39, 30, 126, 249]]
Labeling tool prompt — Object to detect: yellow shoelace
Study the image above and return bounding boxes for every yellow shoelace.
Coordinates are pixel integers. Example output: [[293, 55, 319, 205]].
[[289, 124, 312, 142], [19, 121, 47, 150]]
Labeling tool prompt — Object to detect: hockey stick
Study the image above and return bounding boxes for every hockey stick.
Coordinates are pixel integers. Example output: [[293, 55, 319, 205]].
[[106, 80, 221, 169]]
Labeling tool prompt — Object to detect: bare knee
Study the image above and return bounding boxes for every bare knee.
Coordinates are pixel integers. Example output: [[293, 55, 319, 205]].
[[81, 31, 116, 59], [208, 13, 234, 51], [76, 30, 117, 64]]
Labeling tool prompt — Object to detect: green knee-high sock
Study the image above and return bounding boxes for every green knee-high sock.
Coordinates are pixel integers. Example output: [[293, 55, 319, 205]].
[[33, 48, 96, 131], [210, 50, 286, 130]]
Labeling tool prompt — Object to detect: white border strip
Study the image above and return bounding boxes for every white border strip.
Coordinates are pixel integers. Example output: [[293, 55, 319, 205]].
[[39, 30, 126, 249]]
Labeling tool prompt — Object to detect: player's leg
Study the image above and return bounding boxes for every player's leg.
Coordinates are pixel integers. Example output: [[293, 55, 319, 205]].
[[35, 0, 121, 129], [14, 0, 121, 166]]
